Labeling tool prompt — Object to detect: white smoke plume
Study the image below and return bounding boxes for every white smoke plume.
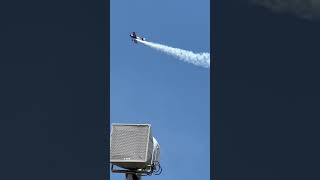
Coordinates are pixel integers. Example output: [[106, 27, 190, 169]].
[[251, 0, 320, 19], [136, 39, 210, 68]]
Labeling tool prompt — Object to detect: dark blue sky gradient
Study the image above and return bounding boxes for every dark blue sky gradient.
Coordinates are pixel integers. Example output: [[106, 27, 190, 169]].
[[214, 0, 320, 179], [0, 0, 107, 179]]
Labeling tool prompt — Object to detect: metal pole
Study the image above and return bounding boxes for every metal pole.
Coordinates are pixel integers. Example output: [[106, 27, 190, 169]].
[[125, 173, 141, 180]]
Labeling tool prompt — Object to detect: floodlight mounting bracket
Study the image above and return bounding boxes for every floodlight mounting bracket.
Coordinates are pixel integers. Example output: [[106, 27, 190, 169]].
[[111, 164, 153, 176]]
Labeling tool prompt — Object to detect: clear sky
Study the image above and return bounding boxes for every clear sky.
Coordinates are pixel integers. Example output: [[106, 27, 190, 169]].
[[110, 0, 210, 179]]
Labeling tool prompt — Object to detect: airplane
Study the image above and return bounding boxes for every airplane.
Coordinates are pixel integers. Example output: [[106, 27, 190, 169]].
[[129, 32, 146, 43]]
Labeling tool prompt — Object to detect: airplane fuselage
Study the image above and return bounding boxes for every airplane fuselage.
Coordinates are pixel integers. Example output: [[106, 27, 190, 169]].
[[130, 32, 146, 43]]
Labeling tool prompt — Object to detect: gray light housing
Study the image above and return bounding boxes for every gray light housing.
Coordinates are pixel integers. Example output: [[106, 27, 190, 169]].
[[110, 124, 154, 170]]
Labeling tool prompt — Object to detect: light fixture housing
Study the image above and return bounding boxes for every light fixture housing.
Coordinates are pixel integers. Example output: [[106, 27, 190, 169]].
[[110, 124, 157, 170]]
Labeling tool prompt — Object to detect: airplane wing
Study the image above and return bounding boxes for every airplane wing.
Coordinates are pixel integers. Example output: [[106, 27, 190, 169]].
[[132, 39, 137, 43]]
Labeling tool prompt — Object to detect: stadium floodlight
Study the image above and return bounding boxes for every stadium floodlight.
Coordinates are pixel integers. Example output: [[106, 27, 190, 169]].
[[110, 123, 162, 180]]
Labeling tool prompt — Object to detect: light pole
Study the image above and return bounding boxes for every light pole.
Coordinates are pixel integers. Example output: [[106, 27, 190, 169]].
[[125, 173, 141, 180]]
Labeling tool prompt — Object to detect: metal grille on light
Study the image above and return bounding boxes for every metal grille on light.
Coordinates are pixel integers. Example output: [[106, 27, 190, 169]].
[[111, 125, 149, 161], [110, 124, 154, 170]]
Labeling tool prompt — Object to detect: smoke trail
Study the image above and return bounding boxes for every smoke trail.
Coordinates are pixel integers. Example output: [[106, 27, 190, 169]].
[[136, 39, 210, 68], [251, 0, 320, 19]]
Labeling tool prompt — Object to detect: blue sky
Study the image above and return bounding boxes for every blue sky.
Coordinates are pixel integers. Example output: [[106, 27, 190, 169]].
[[110, 0, 210, 179]]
